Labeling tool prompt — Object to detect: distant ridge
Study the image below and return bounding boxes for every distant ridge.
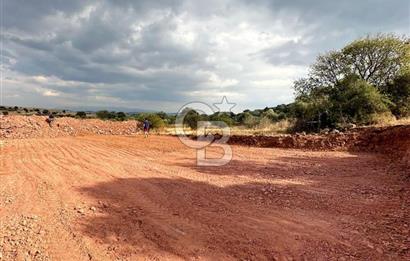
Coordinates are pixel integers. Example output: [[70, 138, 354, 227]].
[[63, 105, 156, 113]]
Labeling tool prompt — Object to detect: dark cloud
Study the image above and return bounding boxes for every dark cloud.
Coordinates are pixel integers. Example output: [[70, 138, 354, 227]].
[[243, 0, 409, 30], [3, 0, 84, 31], [255, 40, 316, 66]]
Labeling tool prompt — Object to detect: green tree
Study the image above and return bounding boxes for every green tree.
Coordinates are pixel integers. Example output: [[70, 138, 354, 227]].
[[76, 111, 87, 118], [145, 114, 165, 129], [96, 110, 116, 120], [241, 112, 259, 128], [295, 34, 410, 97], [116, 112, 127, 121], [385, 73, 410, 117], [293, 34, 409, 131], [343, 34, 409, 87], [262, 109, 279, 122], [209, 112, 235, 126], [183, 109, 201, 129], [292, 94, 333, 132], [156, 111, 168, 119], [330, 76, 390, 124]]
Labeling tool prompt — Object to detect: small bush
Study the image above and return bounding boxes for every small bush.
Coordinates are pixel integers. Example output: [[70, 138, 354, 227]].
[[242, 112, 259, 128], [257, 117, 273, 129], [209, 112, 235, 127], [116, 112, 127, 121], [331, 77, 391, 125], [96, 110, 116, 120], [76, 111, 87, 118], [182, 109, 201, 129], [384, 73, 410, 118], [368, 112, 396, 125], [139, 114, 165, 129]]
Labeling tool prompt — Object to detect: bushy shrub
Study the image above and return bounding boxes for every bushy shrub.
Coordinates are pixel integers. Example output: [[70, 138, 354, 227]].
[[146, 114, 165, 129], [331, 77, 391, 125], [384, 73, 410, 118], [258, 117, 273, 129], [262, 109, 279, 122], [133, 113, 165, 129], [182, 109, 202, 129], [116, 112, 127, 121], [76, 111, 87, 118], [96, 110, 116, 120], [209, 112, 235, 127], [242, 112, 259, 128]]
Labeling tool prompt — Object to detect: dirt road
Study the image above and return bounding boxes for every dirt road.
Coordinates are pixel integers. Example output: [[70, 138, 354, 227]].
[[0, 135, 408, 260]]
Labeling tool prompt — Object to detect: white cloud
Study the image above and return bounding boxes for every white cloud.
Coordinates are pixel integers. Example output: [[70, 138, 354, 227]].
[[42, 90, 60, 97]]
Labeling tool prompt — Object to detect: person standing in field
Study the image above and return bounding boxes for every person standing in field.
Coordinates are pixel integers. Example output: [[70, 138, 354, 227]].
[[46, 113, 55, 127], [143, 118, 150, 138]]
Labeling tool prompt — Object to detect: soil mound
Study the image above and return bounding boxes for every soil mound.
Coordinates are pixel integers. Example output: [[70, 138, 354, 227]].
[[225, 125, 410, 168], [0, 115, 139, 139]]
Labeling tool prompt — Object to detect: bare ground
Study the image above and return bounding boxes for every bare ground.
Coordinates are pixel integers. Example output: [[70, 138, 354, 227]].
[[0, 135, 409, 260]]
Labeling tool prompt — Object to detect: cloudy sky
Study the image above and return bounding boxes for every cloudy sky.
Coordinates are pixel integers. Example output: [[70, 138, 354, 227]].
[[1, 0, 409, 112]]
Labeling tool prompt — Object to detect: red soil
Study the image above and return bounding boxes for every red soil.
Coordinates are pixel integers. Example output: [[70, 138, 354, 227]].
[[0, 133, 409, 260], [0, 115, 139, 139]]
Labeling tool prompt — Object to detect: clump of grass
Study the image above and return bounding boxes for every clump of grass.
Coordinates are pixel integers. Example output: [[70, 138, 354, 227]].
[[160, 119, 294, 136], [369, 113, 410, 127], [231, 119, 294, 136]]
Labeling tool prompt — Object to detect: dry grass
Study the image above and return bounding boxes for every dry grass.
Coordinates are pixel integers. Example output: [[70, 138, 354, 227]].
[[156, 116, 410, 136], [159, 120, 293, 136], [231, 119, 293, 136], [370, 113, 410, 127], [394, 117, 410, 125]]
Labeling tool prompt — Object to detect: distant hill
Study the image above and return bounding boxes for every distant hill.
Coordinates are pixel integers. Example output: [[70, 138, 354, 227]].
[[63, 105, 154, 113]]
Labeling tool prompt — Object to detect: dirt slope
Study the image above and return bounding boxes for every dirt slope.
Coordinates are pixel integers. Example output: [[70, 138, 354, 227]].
[[0, 115, 139, 139], [0, 135, 408, 260], [224, 124, 410, 168]]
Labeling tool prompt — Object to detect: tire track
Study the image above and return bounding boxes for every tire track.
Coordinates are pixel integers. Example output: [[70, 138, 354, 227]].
[[1, 136, 407, 260]]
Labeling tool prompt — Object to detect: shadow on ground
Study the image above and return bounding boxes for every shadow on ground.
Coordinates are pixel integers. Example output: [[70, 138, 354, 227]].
[[76, 151, 409, 260], [77, 176, 353, 260]]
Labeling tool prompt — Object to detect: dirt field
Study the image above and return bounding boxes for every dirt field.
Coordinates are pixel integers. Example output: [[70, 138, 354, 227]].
[[0, 135, 409, 260]]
